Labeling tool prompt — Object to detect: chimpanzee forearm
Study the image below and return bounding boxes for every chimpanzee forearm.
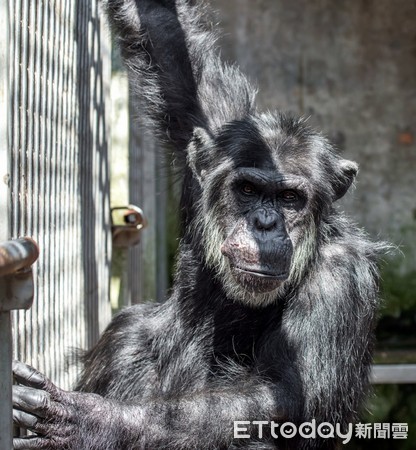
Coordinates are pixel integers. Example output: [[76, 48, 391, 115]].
[[13, 360, 291, 450], [136, 382, 287, 449]]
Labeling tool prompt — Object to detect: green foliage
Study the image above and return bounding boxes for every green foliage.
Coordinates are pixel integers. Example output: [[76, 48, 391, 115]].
[[380, 264, 416, 319], [349, 237, 416, 449], [376, 254, 416, 349]]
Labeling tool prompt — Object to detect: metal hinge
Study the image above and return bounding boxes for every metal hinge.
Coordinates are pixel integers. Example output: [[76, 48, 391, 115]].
[[111, 205, 147, 248]]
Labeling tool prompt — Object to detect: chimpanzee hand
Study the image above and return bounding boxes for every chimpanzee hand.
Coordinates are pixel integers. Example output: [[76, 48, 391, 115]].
[[12, 360, 133, 450]]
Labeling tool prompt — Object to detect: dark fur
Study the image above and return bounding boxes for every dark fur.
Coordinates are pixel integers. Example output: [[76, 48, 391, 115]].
[[12, 1, 385, 449]]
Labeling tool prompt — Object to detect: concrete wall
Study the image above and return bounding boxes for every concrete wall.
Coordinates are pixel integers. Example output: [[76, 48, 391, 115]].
[[211, 0, 416, 270]]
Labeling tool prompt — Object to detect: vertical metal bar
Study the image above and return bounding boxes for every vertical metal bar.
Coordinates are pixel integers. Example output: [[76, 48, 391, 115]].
[[128, 92, 158, 303], [0, 4, 10, 227], [156, 156, 168, 302], [128, 89, 143, 305], [0, 0, 12, 446], [0, 313, 12, 449]]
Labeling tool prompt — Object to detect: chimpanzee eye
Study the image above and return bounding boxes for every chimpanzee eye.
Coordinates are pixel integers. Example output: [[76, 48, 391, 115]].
[[241, 183, 256, 195], [280, 190, 299, 202]]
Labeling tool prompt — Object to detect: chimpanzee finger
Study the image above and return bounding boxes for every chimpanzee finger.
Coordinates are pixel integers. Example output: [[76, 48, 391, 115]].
[[13, 360, 62, 399], [13, 436, 50, 450], [13, 385, 51, 419], [13, 409, 46, 434]]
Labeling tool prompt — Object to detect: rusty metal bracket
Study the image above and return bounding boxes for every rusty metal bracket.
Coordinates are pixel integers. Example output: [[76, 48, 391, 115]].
[[0, 238, 39, 312], [111, 205, 147, 248]]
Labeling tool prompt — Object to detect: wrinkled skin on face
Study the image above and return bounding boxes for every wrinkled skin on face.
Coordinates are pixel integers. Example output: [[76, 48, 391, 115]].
[[209, 163, 310, 296], [221, 213, 293, 294]]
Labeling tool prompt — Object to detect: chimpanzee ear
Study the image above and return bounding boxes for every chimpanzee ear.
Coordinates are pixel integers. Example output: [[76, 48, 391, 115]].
[[332, 159, 359, 201], [187, 127, 214, 185]]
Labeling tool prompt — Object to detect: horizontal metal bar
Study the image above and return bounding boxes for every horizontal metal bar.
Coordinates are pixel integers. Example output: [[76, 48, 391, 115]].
[[0, 237, 39, 277], [371, 364, 416, 384]]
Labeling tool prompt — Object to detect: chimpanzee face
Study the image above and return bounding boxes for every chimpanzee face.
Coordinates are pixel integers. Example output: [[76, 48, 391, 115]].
[[220, 168, 312, 294], [188, 114, 357, 307]]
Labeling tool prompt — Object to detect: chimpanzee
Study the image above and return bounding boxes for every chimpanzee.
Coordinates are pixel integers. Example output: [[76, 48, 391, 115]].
[[12, 0, 386, 448]]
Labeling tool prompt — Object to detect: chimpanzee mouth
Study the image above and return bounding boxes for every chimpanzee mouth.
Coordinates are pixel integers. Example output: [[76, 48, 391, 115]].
[[234, 266, 288, 280], [229, 265, 289, 294]]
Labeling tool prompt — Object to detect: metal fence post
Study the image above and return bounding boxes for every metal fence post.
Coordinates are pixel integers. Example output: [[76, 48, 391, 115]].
[[0, 239, 39, 448], [0, 0, 11, 445], [0, 313, 12, 449]]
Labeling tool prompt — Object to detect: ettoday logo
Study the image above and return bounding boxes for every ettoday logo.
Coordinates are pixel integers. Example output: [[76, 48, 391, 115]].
[[234, 420, 353, 444], [234, 420, 408, 444]]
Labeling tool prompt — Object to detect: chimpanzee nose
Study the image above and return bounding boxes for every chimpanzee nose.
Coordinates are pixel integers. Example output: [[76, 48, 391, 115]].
[[253, 209, 278, 231]]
